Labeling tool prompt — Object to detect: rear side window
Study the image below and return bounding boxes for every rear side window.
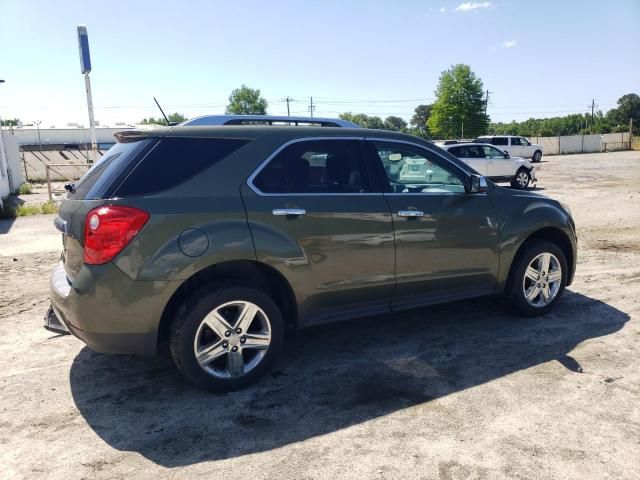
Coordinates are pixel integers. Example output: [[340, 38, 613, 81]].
[[492, 137, 508, 146], [252, 140, 372, 194], [69, 139, 151, 199], [115, 137, 248, 197]]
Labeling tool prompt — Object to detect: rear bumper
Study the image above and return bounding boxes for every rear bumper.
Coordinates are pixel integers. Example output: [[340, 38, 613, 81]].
[[49, 260, 176, 356]]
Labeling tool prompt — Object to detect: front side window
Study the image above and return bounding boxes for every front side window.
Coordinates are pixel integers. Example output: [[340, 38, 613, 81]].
[[483, 146, 507, 158], [520, 137, 531, 146], [253, 140, 371, 194], [372, 141, 465, 194]]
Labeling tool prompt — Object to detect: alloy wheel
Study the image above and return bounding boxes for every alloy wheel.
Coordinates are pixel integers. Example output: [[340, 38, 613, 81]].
[[522, 252, 562, 307], [516, 171, 530, 188], [193, 300, 272, 378]]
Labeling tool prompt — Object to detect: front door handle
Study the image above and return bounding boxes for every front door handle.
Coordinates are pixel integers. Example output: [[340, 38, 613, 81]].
[[272, 208, 306, 217], [398, 210, 424, 218]]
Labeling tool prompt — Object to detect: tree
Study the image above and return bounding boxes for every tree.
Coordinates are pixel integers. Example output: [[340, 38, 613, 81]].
[[384, 116, 407, 131], [1, 118, 20, 127], [225, 85, 268, 115], [427, 64, 489, 139], [339, 112, 385, 129], [607, 93, 640, 132], [140, 112, 186, 125], [410, 104, 432, 135]]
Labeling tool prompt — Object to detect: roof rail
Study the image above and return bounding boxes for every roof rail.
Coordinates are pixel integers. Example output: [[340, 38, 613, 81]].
[[180, 115, 360, 128]]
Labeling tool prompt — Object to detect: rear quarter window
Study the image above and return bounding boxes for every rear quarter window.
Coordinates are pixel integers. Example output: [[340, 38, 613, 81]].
[[114, 137, 249, 197], [68, 139, 151, 200]]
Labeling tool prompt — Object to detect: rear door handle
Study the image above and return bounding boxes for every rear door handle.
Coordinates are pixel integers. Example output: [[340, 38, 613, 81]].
[[272, 208, 306, 216], [398, 210, 424, 218]]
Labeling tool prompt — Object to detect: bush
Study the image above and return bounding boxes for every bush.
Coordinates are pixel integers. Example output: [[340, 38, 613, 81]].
[[41, 201, 59, 214], [17, 183, 33, 195], [16, 205, 41, 216]]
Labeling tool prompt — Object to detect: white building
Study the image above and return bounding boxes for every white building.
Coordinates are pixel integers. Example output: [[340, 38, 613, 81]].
[[0, 129, 24, 198]]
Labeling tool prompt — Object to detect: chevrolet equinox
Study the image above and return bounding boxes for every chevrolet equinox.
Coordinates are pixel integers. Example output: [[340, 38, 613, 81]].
[[48, 117, 577, 392]]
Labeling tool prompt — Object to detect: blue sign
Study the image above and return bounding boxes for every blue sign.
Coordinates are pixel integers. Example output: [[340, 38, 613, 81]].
[[77, 25, 92, 74]]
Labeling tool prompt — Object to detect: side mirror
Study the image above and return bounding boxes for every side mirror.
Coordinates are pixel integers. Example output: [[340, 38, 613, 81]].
[[504, 152, 510, 159], [466, 174, 488, 194]]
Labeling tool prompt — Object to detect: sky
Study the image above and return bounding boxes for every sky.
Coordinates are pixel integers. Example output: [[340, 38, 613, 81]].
[[0, 0, 639, 127]]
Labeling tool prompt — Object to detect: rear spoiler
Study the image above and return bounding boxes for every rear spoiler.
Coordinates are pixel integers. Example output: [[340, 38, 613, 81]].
[[114, 128, 166, 143]]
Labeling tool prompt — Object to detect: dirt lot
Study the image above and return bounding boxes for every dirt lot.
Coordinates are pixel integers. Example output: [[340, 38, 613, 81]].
[[1, 151, 639, 480]]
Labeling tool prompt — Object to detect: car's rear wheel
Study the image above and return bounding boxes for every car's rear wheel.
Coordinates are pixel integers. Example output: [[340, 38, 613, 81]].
[[505, 240, 567, 316], [170, 286, 284, 392], [511, 168, 531, 189], [532, 150, 542, 162]]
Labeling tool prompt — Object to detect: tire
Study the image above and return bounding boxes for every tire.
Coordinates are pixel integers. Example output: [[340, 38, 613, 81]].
[[505, 240, 568, 317], [170, 286, 284, 392], [511, 168, 531, 189], [532, 150, 542, 162]]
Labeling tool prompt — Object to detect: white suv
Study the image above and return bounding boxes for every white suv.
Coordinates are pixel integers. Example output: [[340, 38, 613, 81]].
[[441, 142, 537, 189], [475, 135, 543, 162]]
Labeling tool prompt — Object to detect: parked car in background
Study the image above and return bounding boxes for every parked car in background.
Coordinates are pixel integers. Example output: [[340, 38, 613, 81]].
[[476, 135, 544, 162], [48, 117, 576, 392], [441, 142, 537, 189]]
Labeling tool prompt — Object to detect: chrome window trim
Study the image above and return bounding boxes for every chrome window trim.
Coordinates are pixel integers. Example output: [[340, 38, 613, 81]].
[[247, 136, 383, 197], [246, 135, 487, 197]]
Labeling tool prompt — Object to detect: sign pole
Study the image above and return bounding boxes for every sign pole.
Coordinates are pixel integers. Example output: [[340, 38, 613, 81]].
[[78, 25, 96, 162], [84, 73, 97, 158]]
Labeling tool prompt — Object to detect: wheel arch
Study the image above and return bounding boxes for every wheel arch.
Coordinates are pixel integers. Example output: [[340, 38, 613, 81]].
[[156, 259, 298, 351], [503, 226, 575, 293]]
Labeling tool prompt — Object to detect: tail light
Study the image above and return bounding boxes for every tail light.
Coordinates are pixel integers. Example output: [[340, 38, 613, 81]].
[[84, 206, 149, 265]]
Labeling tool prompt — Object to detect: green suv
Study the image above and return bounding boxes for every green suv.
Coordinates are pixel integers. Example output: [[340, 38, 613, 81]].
[[48, 117, 577, 392]]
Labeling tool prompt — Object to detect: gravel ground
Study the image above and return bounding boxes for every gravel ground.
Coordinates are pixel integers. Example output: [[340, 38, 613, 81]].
[[1, 151, 639, 480]]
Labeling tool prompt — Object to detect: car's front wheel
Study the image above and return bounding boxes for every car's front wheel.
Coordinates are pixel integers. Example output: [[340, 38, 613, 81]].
[[511, 168, 531, 189], [505, 240, 567, 316], [170, 286, 284, 392]]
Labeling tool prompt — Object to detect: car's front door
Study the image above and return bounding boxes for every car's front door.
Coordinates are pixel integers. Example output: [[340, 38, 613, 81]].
[[509, 137, 527, 157], [448, 145, 487, 175], [366, 139, 500, 310], [242, 138, 396, 326], [483, 145, 514, 177]]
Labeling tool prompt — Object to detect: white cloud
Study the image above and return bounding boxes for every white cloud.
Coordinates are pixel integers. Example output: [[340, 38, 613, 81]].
[[440, 7, 446, 12], [502, 40, 517, 48], [456, 2, 493, 12]]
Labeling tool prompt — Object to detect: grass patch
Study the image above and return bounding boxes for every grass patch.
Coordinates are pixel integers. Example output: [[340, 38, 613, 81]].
[[16, 205, 41, 216], [41, 201, 59, 214], [17, 183, 33, 195]]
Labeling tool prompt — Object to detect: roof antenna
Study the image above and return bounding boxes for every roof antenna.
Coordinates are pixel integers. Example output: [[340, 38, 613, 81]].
[[153, 96, 171, 125]]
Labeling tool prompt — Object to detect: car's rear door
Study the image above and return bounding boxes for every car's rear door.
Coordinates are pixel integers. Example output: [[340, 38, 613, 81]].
[[241, 137, 395, 327], [366, 138, 500, 310]]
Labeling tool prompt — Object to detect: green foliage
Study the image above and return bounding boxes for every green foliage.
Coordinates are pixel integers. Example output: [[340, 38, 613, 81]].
[[140, 113, 187, 126], [606, 93, 640, 133], [225, 85, 268, 115], [384, 116, 408, 131], [1, 118, 20, 127], [17, 183, 33, 195], [41, 201, 59, 214], [339, 112, 388, 130], [410, 104, 432, 135], [16, 205, 40, 216], [428, 64, 489, 139]]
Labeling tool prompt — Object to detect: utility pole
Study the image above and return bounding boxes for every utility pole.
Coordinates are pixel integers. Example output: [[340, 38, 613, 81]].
[[284, 97, 292, 117], [34, 120, 42, 151], [308, 96, 315, 118], [589, 98, 595, 134], [461, 121, 464, 139], [484, 90, 491, 116]]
